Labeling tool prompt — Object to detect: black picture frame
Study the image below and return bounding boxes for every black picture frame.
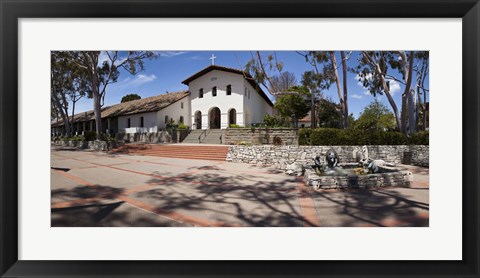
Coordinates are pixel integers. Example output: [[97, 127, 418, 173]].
[[1, 0, 479, 277]]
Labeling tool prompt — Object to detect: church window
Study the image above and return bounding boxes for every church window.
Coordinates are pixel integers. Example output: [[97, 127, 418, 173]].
[[140, 117, 144, 127], [181, 102, 184, 109], [212, 86, 217, 97], [199, 88, 203, 98], [179, 116, 184, 123], [244, 87, 247, 96], [226, 85, 232, 95], [127, 118, 131, 128], [165, 115, 169, 124]]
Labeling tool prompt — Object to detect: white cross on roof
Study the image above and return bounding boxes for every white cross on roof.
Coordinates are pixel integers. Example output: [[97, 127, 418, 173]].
[[210, 53, 216, 65]]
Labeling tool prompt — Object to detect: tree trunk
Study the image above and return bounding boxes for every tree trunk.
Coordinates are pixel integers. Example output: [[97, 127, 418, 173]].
[[91, 66, 102, 140], [309, 87, 315, 128], [340, 51, 349, 129], [400, 51, 415, 135], [329, 52, 346, 129], [408, 88, 417, 135], [71, 101, 76, 135], [51, 94, 71, 137], [379, 74, 401, 131]]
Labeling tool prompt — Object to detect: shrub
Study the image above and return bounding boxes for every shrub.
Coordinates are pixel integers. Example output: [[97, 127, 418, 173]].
[[83, 131, 97, 141], [178, 123, 189, 130], [299, 128, 410, 146], [229, 124, 241, 128], [298, 128, 312, 145], [100, 133, 116, 142], [166, 118, 178, 129], [273, 136, 283, 146], [409, 131, 429, 145]]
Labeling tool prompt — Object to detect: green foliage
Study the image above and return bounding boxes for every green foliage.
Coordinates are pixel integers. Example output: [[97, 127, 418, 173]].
[[83, 131, 97, 141], [178, 123, 189, 130], [166, 118, 178, 129], [354, 99, 396, 131], [318, 99, 343, 128], [299, 128, 408, 146], [100, 133, 116, 142], [229, 124, 241, 128], [409, 131, 429, 145], [63, 135, 85, 142], [298, 129, 313, 145], [121, 93, 141, 103], [263, 114, 288, 127], [274, 93, 310, 126]]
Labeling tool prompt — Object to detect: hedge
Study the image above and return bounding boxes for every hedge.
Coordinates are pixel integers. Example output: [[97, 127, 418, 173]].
[[298, 128, 428, 145], [409, 131, 429, 145]]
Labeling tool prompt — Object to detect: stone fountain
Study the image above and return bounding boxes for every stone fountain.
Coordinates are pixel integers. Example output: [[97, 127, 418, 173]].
[[285, 146, 413, 190]]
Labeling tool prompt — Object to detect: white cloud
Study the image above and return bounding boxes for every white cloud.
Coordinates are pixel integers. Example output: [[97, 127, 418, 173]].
[[97, 51, 127, 66], [363, 91, 371, 96], [387, 79, 401, 96], [156, 51, 187, 57], [115, 74, 157, 88], [351, 94, 363, 99], [186, 55, 202, 60], [355, 73, 373, 87]]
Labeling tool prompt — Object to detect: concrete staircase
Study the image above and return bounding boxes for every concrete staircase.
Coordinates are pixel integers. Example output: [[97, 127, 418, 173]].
[[181, 130, 206, 144], [181, 129, 225, 144], [110, 144, 229, 161]]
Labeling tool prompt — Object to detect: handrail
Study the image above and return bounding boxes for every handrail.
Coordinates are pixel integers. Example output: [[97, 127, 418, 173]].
[[198, 129, 207, 143]]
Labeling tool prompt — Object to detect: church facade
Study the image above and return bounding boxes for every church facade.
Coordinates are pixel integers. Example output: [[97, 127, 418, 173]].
[[51, 65, 274, 135], [183, 65, 273, 130]]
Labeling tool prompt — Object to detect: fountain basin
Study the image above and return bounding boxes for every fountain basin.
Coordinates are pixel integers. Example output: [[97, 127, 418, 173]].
[[304, 163, 413, 190]]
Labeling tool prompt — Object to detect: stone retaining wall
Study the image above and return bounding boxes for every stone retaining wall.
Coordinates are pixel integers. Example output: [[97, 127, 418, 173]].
[[411, 145, 429, 167], [116, 130, 189, 144], [54, 140, 119, 151], [227, 145, 429, 166], [224, 128, 298, 145]]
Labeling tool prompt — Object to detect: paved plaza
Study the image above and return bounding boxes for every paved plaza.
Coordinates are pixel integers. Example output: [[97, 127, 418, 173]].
[[51, 146, 429, 227]]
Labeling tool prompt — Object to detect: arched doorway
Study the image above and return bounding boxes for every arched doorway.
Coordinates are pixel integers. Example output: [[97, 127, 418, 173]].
[[228, 108, 236, 126], [209, 107, 221, 129], [194, 111, 202, 129]]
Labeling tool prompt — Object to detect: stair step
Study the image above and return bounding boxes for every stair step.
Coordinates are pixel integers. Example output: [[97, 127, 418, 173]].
[[110, 144, 229, 161]]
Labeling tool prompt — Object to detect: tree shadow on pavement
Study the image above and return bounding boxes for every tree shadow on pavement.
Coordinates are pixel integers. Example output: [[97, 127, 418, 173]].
[[312, 187, 429, 227], [134, 170, 307, 227]]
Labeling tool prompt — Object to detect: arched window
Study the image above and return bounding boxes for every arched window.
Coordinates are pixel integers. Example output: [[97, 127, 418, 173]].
[[226, 85, 232, 95], [212, 86, 217, 97], [179, 116, 184, 124], [199, 88, 203, 98], [228, 108, 237, 126], [165, 115, 169, 124]]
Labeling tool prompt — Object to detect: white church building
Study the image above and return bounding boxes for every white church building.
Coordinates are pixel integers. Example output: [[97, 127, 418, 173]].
[[52, 64, 274, 135]]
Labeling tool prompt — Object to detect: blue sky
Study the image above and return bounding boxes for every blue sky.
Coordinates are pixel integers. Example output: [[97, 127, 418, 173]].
[[71, 51, 429, 119]]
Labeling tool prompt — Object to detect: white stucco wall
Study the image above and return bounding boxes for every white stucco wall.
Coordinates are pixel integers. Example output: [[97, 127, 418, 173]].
[[157, 96, 190, 129], [243, 79, 273, 125], [188, 70, 245, 129], [118, 111, 157, 132]]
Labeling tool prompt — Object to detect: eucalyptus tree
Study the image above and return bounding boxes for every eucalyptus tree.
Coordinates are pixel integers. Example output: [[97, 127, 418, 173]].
[[68, 51, 157, 140], [51, 52, 92, 136], [354, 51, 419, 135], [354, 51, 401, 132], [245, 51, 284, 96], [296, 51, 350, 129], [413, 51, 429, 131], [51, 51, 74, 137]]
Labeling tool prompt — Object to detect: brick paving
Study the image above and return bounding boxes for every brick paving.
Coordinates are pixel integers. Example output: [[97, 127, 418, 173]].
[[51, 146, 429, 227]]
